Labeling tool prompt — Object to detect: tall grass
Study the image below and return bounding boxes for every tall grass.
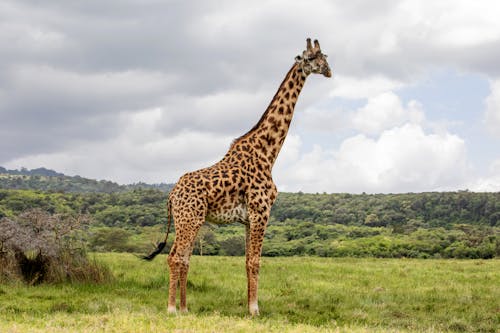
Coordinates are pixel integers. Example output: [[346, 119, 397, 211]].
[[0, 254, 498, 332]]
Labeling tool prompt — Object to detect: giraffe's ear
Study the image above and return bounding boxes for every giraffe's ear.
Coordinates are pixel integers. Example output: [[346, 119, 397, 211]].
[[314, 39, 321, 51], [306, 38, 312, 51]]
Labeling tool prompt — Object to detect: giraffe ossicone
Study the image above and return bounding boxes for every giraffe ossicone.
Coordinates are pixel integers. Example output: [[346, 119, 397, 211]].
[[143, 38, 332, 316]]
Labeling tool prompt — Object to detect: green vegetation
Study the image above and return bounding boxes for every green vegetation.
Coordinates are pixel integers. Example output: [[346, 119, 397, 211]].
[[273, 191, 499, 227], [0, 210, 111, 284], [0, 254, 498, 332], [2, 169, 497, 331], [0, 188, 498, 259]]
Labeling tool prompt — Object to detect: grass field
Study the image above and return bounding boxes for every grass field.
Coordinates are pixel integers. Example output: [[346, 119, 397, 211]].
[[1, 254, 499, 332]]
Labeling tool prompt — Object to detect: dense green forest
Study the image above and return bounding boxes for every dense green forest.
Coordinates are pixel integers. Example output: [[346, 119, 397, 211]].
[[0, 184, 498, 258], [1, 167, 499, 258]]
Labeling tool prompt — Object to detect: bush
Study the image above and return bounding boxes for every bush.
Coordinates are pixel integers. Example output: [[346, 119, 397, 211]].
[[219, 236, 245, 256], [0, 209, 111, 284], [89, 227, 134, 252]]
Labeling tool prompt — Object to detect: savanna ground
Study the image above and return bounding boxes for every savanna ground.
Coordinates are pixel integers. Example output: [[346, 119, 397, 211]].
[[0, 254, 498, 332]]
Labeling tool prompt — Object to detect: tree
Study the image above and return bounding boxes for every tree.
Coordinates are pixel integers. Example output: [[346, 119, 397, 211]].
[[220, 236, 245, 256], [89, 227, 133, 252]]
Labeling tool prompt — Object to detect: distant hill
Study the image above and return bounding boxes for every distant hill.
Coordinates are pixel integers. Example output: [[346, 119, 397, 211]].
[[0, 167, 174, 193], [0, 166, 64, 177]]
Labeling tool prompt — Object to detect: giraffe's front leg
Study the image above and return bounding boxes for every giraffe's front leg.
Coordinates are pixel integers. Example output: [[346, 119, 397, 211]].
[[245, 204, 271, 316], [245, 224, 251, 311]]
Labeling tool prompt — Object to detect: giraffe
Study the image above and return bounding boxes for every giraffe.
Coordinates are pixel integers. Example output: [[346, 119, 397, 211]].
[[143, 38, 332, 316]]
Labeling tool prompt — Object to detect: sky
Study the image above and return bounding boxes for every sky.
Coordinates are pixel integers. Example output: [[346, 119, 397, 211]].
[[1, 0, 499, 193]]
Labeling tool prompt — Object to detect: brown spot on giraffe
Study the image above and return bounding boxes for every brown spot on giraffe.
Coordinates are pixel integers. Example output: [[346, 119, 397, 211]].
[[142, 38, 332, 316]]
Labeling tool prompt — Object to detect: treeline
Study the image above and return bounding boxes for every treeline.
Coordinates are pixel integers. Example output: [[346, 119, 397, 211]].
[[273, 191, 500, 228], [0, 189, 168, 226], [0, 189, 498, 259], [1, 189, 498, 228], [0, 166, 64, 177], [87, 223, 498, 259], [0, 167, 173, 193]]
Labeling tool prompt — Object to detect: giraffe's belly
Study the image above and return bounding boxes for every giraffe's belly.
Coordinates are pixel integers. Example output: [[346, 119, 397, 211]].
[[206, 203, 248, 225]]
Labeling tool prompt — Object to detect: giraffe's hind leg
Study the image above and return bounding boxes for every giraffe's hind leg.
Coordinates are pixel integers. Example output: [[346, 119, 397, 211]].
[[179, 258, 191, 312], [166, 243, 179, 314], [167, 205, 205, 314]]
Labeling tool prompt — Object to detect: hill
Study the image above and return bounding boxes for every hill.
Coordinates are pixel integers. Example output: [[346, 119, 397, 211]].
[[0, 166, 173, 193]]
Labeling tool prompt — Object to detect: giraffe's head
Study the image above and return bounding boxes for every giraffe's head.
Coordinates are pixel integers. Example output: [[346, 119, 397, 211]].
[[295, 38, 332, 78]]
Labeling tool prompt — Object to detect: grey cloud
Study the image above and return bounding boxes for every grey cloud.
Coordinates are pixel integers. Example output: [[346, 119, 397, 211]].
[[2, 0, 499, 187], [0, 64, 173, 161]]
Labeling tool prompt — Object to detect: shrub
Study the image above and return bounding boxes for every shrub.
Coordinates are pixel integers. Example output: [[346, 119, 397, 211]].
[[0, 209, 111, 284]]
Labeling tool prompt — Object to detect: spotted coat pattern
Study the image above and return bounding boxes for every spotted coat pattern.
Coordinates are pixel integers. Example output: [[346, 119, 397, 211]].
[[155, 39, 331, 316]]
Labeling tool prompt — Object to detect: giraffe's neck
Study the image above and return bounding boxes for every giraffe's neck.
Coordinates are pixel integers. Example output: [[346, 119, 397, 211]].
[[226, 63, 308, 168]]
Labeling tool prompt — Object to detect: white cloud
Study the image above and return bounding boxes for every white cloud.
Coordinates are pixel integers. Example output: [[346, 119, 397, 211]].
[[466, 159, 500, 192], [425, 1, 500, 48], [275, 124, 467, 193], [296, 90, 425, 137], [485, 79, 500, 138], [351, 92, 425, 136], [161, 89, 270, 135], [4, 109, 233, 184], [298, 106, 350, 134], [330, 75, 405, 99], [274, 134, 302, 170]]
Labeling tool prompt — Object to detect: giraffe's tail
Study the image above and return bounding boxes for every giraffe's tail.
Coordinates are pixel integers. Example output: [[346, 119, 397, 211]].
[[141, 196, 172, 261]]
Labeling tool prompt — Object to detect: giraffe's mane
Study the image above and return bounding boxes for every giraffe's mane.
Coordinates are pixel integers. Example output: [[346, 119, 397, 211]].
[[229, 63, 298, 149], [230, 108, 270, 147]]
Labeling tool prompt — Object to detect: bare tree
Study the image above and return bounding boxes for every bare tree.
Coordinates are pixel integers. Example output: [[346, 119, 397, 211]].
[[0, 209, 108, 284]]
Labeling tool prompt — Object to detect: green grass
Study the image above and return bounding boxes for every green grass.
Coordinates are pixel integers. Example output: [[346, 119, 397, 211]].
[[1, 254, 499, 332]]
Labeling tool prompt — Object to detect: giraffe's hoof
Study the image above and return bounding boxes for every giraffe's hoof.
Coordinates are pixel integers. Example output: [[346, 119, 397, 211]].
[[249, 309, 260, 317], [167, 305, 177, 315], [180, 307, 189, 314], [249, 302, 260, 316]]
